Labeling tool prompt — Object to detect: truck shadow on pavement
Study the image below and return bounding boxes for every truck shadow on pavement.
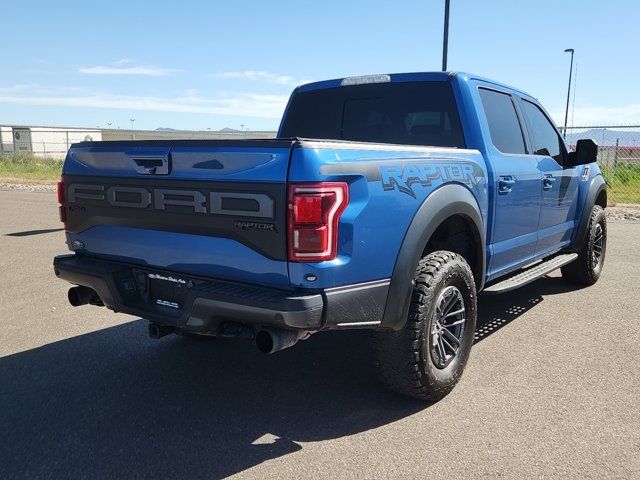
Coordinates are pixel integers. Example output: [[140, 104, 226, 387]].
[[475, 275, 579, 344], [0, 275, 577, 479], [5, 227, 64, 237]]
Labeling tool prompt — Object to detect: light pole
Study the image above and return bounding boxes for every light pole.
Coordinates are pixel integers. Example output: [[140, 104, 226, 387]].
[[130, 118, 136, 130], [563, 48, 575, 138], [442, 0, 451, 71]]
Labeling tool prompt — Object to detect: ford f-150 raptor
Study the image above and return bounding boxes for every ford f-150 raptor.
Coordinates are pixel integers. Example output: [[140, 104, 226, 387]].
[[54, 72, 607, 400]]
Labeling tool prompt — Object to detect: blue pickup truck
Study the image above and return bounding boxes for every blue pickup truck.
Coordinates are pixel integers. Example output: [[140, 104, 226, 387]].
[[54, 72, 607, 400]]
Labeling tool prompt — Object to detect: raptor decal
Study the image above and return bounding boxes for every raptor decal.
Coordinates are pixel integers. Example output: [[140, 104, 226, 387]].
[[379, 162, 477, 197]]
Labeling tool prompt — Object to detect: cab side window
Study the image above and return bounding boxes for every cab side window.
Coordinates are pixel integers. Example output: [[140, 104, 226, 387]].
[[521, 100, 566, 166], [479, 88, 527, 155]]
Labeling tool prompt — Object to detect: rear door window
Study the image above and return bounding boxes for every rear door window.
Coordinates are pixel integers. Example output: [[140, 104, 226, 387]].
[[479, 88, 527, 155]]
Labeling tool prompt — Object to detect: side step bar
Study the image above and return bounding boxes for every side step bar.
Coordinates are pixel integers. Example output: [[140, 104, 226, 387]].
[[483, 253, 578, 295]]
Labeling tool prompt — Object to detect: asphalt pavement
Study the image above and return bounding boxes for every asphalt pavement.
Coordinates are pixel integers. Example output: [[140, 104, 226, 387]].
[[0, 189, 638, 479]]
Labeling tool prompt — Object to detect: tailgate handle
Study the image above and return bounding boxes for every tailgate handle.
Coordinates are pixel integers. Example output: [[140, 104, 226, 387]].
[[131, 156, 170, 175]]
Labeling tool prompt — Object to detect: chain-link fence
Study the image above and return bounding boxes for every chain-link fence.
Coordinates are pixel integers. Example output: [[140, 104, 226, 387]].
[[101, 129, 276, 142], [565, 125, 640, 204]]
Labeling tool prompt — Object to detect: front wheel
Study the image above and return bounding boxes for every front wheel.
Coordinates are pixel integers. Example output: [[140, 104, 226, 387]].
[[562, 205, 607, 286], [373, 251, 477, 402]]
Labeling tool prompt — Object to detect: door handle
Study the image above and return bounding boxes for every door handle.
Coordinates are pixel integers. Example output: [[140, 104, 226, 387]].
[[542, 174, 556, 190], [498, 176, 516, 194]]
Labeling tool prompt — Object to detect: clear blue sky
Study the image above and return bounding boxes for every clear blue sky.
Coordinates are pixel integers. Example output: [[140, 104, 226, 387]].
[[1, 0, 638, 130]]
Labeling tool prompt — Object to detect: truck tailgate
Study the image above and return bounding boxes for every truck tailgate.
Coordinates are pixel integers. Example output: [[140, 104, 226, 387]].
[[61, 140, 293, 289]]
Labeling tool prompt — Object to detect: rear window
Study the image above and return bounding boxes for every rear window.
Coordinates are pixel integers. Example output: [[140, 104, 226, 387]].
[[279, 81, 466, 148]]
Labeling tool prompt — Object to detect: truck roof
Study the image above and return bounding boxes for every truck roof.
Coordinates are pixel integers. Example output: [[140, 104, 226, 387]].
[[298, 71, 532, 99]]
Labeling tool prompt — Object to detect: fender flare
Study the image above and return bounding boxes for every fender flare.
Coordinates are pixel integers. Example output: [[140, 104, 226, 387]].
[[381, 184, 486, 330], [570, 174, 606, 252]]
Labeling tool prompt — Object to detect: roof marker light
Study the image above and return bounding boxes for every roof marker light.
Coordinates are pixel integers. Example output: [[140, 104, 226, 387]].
[[340, 74, 391, 86]]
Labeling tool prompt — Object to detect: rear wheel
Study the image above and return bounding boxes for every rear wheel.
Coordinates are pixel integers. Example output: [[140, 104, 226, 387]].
[[373, 251, 477, 402], [562, 205, 607, 286]]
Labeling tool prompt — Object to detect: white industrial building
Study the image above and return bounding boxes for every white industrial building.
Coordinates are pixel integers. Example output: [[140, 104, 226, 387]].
[[0, 125, 102, 158], [0, 125, 276, 159]]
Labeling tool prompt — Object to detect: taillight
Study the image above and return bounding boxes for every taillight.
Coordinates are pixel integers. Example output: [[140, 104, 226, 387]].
[[57, 175, 67, 227], [288, 182, 349, 262]]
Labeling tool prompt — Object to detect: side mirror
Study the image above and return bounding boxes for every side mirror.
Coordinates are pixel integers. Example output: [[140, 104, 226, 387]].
[[568, 138, 598, 167]]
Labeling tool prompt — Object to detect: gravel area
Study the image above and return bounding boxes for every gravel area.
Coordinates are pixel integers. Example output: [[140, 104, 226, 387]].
[[0, 181, 57, 192], [607, 204, 640, 222]]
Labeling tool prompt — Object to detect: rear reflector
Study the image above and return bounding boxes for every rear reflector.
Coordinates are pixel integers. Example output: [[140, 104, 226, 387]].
[[288, 182, 348, 262], [59, 206, 67, 225]]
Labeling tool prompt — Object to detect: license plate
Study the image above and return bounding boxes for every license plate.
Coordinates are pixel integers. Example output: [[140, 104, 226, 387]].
[[148, 273, 187, 310]]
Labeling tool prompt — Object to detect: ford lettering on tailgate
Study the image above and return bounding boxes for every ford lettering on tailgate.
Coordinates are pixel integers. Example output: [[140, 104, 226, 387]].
[[62, 175, 287, 260], [68, 183, 275, 218]]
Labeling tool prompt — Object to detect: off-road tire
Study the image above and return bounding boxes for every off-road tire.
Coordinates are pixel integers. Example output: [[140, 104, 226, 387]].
[[561, 205, 606, 286], [373, 251, 477, 402]]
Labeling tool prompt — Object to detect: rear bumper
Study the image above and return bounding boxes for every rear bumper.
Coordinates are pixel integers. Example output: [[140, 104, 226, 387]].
[[53, 254, 389, 333]]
